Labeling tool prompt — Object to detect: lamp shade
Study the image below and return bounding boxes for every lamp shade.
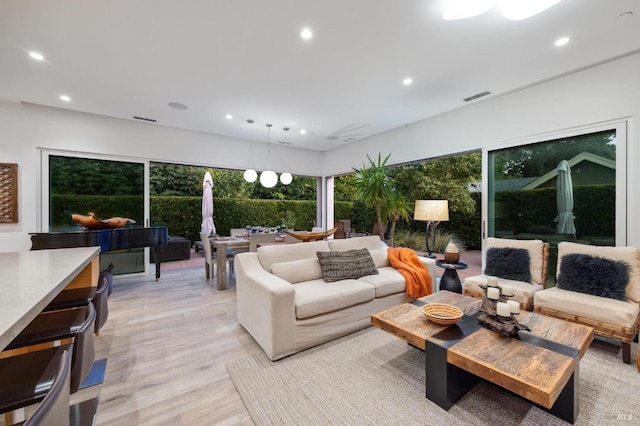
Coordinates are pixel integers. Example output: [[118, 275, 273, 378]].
[[243, 169, 257, 183], [414, 200, 449, 222], [260, 170, 278, 188]]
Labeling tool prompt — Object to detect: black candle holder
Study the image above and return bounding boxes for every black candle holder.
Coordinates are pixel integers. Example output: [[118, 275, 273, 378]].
[[477, 283, 530, 338]]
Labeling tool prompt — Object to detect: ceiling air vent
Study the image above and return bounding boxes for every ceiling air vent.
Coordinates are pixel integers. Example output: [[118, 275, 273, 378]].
[[463, 91, 491, 103], [133, 116, 157, 123]]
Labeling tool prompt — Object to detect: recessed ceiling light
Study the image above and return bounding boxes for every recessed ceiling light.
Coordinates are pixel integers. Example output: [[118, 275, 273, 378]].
[[168, 102, 188, 110], [403, 78, 413, 86], [59, 95, 71, 102], [225, 114, 233, 120], [28, 51, 44, 61], [300, 28, 313, 40], [300, 129, 307, 135], [555, 37, 570, 47]]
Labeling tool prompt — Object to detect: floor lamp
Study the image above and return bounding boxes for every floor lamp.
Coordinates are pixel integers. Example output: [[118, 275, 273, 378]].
[[414, 200, 449, 258]]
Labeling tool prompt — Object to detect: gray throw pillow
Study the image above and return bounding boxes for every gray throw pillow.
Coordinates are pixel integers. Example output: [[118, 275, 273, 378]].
[[484, 247, 531, 282], [557, 253, 629, 301], [317, 248, 378, 283]]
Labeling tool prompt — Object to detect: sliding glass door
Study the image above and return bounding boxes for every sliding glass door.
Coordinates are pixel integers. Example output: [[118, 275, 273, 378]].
[[483, 122, 627, 286], [42, 151, 148, 275]]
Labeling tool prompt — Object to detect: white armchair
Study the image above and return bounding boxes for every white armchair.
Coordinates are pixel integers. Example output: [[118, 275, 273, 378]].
[[534, 241, 640, 364], [464, 237, 549, 310]]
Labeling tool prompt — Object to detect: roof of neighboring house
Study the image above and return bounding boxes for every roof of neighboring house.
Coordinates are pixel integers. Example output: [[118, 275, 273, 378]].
[[494, 177, 538, 192], [522, 152, 616, 190]]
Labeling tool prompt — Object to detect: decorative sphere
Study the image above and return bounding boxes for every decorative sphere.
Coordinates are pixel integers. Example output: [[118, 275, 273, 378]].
[[280, 172, 293, 185], [260, 170, 278, 188], [243, 169, 257, 183]]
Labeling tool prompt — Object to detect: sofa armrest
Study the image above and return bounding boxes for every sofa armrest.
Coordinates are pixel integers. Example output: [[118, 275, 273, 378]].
[[417, 256, 437, 290], [235, 252, 297, 360]]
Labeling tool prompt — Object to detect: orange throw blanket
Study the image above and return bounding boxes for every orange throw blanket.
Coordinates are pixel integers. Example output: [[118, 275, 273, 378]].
[[387, 247, 433, 298]]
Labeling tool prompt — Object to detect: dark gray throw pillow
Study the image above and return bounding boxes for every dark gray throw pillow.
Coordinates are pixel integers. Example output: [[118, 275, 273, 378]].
[[484, 247, 531, 282], [557, 253, 629, 301], [317, 248, 378, 283]]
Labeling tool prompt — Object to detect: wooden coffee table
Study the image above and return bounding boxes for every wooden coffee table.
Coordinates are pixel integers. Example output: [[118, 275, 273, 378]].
[[371, 291, 594, 423]]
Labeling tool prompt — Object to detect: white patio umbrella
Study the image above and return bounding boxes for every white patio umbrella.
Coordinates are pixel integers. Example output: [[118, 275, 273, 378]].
[[201, 171, 216, 237], [554, 160, 576, 235]]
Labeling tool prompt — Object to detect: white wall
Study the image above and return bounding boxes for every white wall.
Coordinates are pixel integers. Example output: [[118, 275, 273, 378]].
[[324, 52, 639, 246], [0, 102, 323, 252], [2, 52, 639, 251]]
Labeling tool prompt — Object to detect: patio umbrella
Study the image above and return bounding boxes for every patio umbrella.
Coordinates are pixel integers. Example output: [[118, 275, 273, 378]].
[[201, 171, 216, 237], [554, 160, 576, 235]]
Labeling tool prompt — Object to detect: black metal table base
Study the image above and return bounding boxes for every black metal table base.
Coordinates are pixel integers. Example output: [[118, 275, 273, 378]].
[[438, 269, 462, 293], [424, 313, 579, 424]]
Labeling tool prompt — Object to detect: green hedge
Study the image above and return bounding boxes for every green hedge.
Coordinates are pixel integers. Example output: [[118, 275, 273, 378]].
[[52, 194, 352, 244], [51, 193, 484, 248], [495, 184, 614, 237]]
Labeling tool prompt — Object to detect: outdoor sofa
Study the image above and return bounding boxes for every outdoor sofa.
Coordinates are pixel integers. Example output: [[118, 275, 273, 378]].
[[235, 235, 436, 360]]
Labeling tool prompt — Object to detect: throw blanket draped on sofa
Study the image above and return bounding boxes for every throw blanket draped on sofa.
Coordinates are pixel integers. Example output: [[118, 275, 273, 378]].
[[387, 247, 432, 298]]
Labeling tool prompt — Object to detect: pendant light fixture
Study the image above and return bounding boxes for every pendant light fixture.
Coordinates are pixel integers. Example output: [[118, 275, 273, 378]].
[[259, 123, 278, 188], [280, 127, 293, 185], [243, 119, 258, 183]]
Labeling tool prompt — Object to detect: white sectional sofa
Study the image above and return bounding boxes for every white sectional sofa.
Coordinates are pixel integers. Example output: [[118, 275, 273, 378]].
[[235, 236, 436, 360]]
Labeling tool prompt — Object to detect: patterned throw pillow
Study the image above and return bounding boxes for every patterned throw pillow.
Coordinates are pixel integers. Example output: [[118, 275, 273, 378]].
[[484, 247, 532, 282], [317, 249, 378, 283], [557, 253, 630, 301]]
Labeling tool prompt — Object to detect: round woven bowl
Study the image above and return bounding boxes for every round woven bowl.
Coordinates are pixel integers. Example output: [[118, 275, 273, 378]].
[[422, 303, 464, 326]]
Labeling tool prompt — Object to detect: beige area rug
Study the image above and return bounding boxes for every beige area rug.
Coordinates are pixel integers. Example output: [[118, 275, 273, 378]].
[[226, 327, 640, 426]]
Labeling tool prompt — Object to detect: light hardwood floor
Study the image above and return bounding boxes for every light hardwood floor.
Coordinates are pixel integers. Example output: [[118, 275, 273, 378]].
[[5, 251, 482, 425], [73, 266, 260, 425]]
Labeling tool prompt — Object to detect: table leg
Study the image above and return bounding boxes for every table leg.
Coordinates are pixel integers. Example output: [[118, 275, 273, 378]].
[[153, 248, 162, 281], [216, 248, 227, 291], [425, 339, 479, 409]]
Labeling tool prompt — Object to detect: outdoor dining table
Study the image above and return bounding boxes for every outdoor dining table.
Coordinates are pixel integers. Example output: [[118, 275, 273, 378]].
[[209, 237, 250, 290]]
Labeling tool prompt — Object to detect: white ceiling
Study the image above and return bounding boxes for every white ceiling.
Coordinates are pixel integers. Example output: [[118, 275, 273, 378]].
[[1, 1, 638, 151]]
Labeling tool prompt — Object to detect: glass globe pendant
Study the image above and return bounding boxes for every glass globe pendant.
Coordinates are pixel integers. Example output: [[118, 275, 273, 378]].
[[280, 172, 292, 185], [243, 169, 257, 183], [260, 170, 278, 188]]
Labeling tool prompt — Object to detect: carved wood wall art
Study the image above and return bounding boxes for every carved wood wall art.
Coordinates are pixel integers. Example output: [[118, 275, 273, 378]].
[[0, 163, 18, 223]]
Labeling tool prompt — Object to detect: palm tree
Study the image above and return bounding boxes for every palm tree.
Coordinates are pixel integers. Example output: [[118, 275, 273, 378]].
[[385, 193, 413, 247], [353, 153, 393, 241]]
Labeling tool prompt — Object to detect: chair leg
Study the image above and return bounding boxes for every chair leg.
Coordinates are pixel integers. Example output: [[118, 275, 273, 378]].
[[622, 342, 631, 364]]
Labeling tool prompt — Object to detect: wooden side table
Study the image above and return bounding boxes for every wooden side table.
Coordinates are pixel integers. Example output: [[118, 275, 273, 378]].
[[436, 261, 468, 294]]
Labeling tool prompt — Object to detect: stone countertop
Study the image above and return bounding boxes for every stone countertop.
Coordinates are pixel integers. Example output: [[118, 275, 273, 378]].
[[0, 247, 100, 351]]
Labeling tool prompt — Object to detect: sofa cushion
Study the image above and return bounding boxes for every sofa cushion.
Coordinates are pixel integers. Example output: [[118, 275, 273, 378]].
[[358, 266, 405, 298], [369, 248, 391, 268], [271, 258, 323, 284], [317, 249, 378, 282], [257, 240, 330, 273], [557, 253, 630, 301], [294, 279, 375, 319], [328, 235, 388, 253], [484, 247, 532, 282], [534, 287, 640, 329], [487, 238, 545, 285], [464, 275, 543, 307], [557, 242, 640, 303]]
